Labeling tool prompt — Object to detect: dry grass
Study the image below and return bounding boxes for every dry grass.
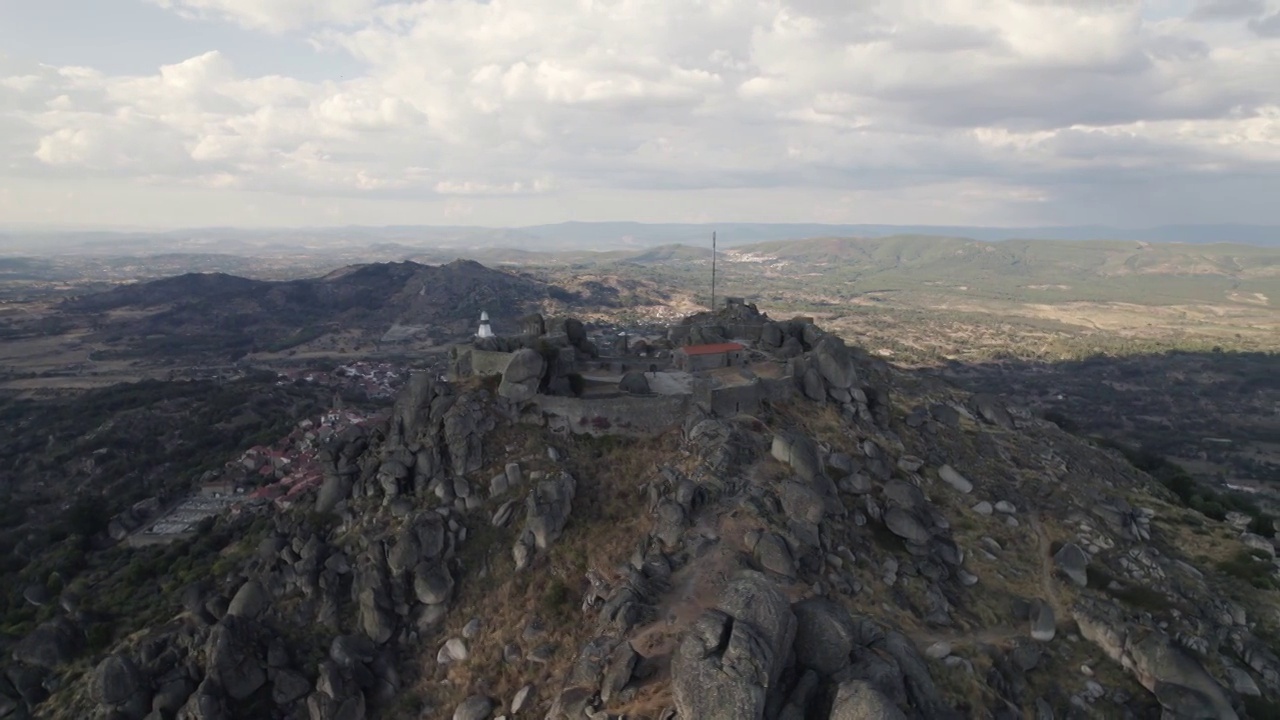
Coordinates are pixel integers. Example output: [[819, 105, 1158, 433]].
[[410, 428, 677, 718], [771, 401, 860, 457]]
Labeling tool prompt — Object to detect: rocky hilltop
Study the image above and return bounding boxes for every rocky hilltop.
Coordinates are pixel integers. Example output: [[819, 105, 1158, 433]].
[[6, 307, 1280, 720]]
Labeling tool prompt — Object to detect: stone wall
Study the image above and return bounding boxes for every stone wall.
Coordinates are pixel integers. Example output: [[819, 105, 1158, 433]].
[[588, 357, 674, 375], [669, 323, 765, 346], [708, 381, 764, 417], [451, 347, 516, 379], [532, 393, 690, 437], [759, 376, 797, 403], [693, 375, 795, 418]]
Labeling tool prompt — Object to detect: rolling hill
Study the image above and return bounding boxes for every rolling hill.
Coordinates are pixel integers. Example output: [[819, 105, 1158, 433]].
[[62, 260, 565, 359]]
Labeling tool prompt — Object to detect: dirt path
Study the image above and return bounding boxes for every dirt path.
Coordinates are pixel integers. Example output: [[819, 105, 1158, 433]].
[[1031, 514, 1068, 620], [909, 514, 1064, 650]]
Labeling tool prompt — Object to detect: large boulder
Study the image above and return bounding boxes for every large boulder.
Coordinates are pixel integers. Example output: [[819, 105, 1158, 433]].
[[600, 640, 639, 704], [226, 580, 267, 620], [1128, 633, 1238, 720], [937, 465, 973, 494], [792, 598, 856, 676], [814, 335, 857, 390], [93, 654, 142, 706], [828, 679, 908, 720], [884, 508, 930, 545], [442, 392, 492, 477], [498, 348, 546, 402], [272, 670, 312, 705], [754, 533, 797, 579], [12, 617, 82, 668], [453, 694, 494, 720], [1053, 543, 1089, 587], [1030, 600, 1056, 642], [388, 513, 446, 576], [206, 617, 267, 701], [771, 434, 824, 483], [972, 394, 1015, 430], [1240, 532, 1276, 559], [390, 372, 439, 443], [413, 562, 455, 606], [177, 678, 229, 720], [672, 572, 797, 720], [779, 481, 826, 526], [1074, 605, 1238, 720], [314, 472, 353, 514], [523, 472, 577, 551]]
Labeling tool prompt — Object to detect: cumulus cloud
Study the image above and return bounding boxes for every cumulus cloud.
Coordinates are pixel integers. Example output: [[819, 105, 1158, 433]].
[[1, 0, 1279, 226]]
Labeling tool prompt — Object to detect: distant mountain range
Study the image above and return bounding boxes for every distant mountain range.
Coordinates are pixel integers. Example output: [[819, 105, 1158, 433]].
[[3, 222, 1278, 256]]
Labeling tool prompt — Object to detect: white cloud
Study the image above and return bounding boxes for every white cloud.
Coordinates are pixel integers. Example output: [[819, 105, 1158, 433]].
[[146, 0, 381, 33], [1, 0, 1279, 226]]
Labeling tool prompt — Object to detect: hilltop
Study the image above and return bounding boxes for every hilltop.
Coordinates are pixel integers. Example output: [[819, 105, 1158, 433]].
[[3, 301, 1277, 720]]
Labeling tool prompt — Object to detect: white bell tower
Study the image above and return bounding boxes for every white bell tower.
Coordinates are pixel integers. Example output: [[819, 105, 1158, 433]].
[[476, 311, 494, 339]]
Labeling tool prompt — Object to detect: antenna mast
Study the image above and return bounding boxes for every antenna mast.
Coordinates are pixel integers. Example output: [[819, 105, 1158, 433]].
[[711, 230, 717, 311]]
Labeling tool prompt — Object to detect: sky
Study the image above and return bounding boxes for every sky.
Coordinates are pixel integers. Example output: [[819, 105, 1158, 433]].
[[0, 0, 1278, 230]]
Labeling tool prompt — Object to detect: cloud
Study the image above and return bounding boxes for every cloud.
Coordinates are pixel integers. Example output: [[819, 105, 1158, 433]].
[[1190, 0, 1266, 20], [1250, 10, 1280, 35], [146, 0, 381, 33], [1, 0, 1279, 226]]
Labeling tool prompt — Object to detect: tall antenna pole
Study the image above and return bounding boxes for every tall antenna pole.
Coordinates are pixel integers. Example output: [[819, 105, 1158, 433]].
[[711, 230, 717, 311]]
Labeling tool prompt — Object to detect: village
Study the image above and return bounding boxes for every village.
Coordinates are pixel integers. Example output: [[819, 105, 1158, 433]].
[[123, 297, 817, 545], [273, 360, 406, 401], [123, 362, 404, 545]]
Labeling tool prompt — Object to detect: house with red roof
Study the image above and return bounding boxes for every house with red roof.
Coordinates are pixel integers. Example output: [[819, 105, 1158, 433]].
[[673, 342, 747, 372]]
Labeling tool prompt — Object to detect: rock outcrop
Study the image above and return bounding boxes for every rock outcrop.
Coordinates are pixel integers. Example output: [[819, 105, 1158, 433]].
[[672, 573, 797, 720]]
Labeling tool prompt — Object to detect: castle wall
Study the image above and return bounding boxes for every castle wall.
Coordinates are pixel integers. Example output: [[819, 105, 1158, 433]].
[[760, 376, 797, 403], [692, 374, 795, 418], [669, 323, 765, 346], [531, 393, 690, 437], [708, 381, 765, 417], [469, 349, 516, 376], [588, 357, 674, 375]]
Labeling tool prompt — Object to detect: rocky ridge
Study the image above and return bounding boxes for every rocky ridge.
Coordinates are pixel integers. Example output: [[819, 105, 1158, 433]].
[[7, 310, 1280, 720]]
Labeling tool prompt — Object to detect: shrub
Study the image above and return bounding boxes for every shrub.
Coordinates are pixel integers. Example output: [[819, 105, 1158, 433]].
[[86, 623, 114, 652], [540, 578, 575, 623], [1248, 513, 1276, 538], [1218, 549, 1278, 590]]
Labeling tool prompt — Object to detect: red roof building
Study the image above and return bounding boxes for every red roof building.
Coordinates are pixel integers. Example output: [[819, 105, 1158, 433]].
[[674, 342, 747, 372]]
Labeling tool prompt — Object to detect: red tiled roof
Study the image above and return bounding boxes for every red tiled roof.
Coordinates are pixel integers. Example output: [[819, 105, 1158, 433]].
[[679, 342, 745, 356]]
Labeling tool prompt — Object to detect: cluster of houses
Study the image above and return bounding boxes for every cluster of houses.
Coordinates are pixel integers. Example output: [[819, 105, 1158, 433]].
[[273, 360, 405, 400], [233, 407, 385, 510], [132, 404, 387, 544]]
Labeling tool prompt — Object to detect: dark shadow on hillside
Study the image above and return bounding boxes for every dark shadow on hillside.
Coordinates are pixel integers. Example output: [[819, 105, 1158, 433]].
[[896, 348, 1280, 526]]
